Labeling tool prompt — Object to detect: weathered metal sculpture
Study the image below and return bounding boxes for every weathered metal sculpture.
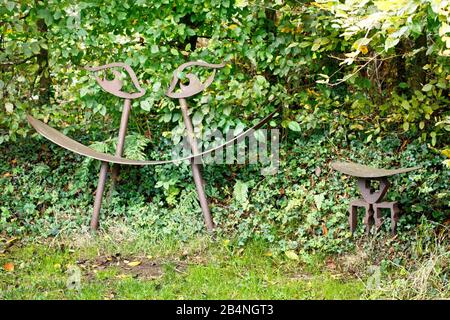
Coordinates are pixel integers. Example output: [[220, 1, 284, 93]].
[[26, 61, 277, 231], [331, 161, 420, 235], [166, 61, 226, 231], [84, 63, 146, 230]]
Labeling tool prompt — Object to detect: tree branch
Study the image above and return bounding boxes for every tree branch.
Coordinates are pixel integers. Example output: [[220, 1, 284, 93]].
[[0, 54, 39, 67]]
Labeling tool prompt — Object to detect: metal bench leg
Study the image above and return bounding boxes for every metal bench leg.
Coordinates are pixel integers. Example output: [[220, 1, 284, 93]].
[[109, 98, 132, 200], [179, 98, 214, 232], [91, 161, 109, 230]]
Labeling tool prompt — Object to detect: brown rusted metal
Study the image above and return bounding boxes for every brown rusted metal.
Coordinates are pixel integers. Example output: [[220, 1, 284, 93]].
[[166, 61, 225, 99], [91, 161, 109, 230], [115, 99, 132, 158], [357, 177, 389, 204], [179, 98, 214, 232], [27, 60, 278, 233], [27, 110, 277, 165], [331, 161, 420, 178], [83, 63, 146, 230], [331, 161, 420, 235], [348, 199, 372, 234], [109, 98, 132, 199], [166, 61, 226, 232], [84, 63, 146, 99], [373, 201, 400, 235]]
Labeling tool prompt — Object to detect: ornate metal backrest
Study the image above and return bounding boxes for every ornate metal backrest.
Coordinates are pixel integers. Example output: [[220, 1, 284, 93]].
[[85, 62, 146, 100], [166, 61, 225, 99]]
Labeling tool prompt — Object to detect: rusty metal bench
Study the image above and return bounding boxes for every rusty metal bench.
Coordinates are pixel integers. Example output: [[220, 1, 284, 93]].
[[27, 61, 277, 232], [331, 161, 420, 235]]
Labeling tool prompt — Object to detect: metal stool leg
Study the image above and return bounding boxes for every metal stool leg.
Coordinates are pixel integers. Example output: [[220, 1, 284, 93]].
[[391, 202, 400, 235], [348, 199, 371, 234], [363, 204, 374, 235], [374, 205, 383, 231], [348, 205, 358, 233], [373, 201, 400, 235]]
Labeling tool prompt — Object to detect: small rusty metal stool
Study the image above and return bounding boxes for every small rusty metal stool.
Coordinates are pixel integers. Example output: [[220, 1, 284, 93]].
[[331, 161, 420, 235]]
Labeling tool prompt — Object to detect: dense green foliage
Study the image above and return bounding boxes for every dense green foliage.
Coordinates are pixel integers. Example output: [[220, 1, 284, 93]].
[[2, 1, 450, 148], [0, 0, 449, 258], [1, 131, 448, 259]]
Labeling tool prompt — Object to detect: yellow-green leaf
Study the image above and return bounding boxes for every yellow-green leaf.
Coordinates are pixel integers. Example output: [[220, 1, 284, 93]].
[[288, 121, 301, 132], [127, 261, 141, 267], [285, 250, 299, 261], [5, 102, 14, 113], [441, 149, 450, 158], [403, 122, 410, 131]]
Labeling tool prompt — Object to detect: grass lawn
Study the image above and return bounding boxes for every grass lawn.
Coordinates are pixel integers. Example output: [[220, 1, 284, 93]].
[[0, 234, 365, 300]]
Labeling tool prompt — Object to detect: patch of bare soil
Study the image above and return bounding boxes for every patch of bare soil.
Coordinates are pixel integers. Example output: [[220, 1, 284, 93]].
[[76, 254, 187, 280], [0, 237, 19, 255], [285, 256, 360, 282]]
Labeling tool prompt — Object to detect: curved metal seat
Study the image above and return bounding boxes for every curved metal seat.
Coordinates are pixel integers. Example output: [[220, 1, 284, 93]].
[[331, 161, 420, 178], [27, 111, 277, 166]]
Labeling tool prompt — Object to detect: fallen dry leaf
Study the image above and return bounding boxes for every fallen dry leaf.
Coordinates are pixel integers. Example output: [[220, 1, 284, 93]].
[[5, 237, 18, 246], [315, 166, 322, 177], [326, 259, 336, 270], [322, 222, 328, 236], [127, 261, 141, 267], [104, 292, 116, 300], [3, 262, 14, 272]]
